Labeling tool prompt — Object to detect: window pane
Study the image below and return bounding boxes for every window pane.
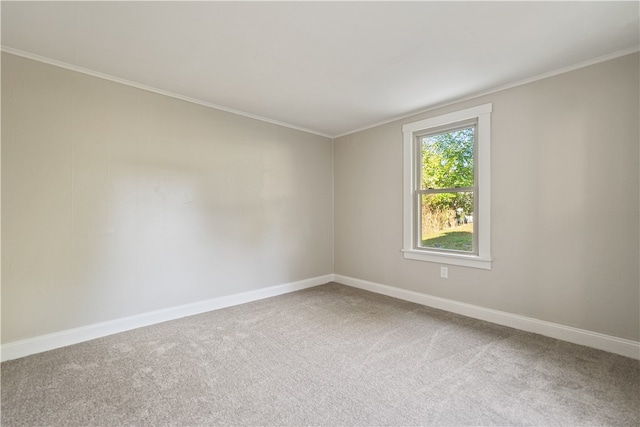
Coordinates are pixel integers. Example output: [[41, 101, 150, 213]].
[[419, 192, 474, 252], [420, 127, 474, 190]]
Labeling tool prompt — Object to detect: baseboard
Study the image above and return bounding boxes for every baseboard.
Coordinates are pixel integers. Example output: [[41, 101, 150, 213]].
[[5, 274, 638, 362], [334, 274, 640, 360], [1, 274, 333, 362]]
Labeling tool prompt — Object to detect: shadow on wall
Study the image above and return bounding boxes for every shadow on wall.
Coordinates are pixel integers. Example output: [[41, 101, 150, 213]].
[[73, 141, 307, 322]]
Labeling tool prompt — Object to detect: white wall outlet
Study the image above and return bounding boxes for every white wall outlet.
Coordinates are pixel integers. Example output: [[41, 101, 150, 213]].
[[440, 266, 448, 279]]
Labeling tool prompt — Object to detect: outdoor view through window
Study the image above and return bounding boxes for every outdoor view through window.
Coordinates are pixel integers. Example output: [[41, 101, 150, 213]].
[[419, 123, 476, 253]]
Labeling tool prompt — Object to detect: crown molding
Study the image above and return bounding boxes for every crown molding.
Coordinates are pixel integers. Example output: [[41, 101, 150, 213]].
[[2, 44, 638, 140], [333, 46, 640, 139], [0, 46, 333, 139]]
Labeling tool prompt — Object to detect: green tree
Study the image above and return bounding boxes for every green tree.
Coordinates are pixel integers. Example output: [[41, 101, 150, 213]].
[[421, 128, 474, 225], [422, 128, 474, 190]]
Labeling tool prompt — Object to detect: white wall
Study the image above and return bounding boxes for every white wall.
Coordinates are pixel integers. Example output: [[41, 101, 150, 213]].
[[334, 53, 640, 341], [1, 53, 334, 343]]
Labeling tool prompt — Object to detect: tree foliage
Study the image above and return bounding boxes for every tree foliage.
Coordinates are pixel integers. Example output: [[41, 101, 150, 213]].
[[422, 128, 474, 190], [421, 128, 474, 221]]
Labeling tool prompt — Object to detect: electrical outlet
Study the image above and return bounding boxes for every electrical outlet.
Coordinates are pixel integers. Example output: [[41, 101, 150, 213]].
[[440, 266, 448, 279]]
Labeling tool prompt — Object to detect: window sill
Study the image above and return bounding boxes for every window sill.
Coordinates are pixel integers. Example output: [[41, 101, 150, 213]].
[[401, 249, 492, 270]]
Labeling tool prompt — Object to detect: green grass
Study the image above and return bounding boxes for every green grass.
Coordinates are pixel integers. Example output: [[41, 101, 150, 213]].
[[421, 223, 473, 252]]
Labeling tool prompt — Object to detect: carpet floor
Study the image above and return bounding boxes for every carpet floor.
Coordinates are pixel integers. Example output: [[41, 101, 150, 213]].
[[2, 282, 639, 426]]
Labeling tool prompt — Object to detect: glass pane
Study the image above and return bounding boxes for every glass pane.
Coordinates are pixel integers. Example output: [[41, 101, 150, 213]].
[[420, 126, 475, 190], [419, 192, 474, 252]]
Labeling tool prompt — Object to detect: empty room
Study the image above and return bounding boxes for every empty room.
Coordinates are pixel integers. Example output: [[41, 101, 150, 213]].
[[1, 1, 639, 426]]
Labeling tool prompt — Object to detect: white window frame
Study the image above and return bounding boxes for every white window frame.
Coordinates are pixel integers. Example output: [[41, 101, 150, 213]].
[[402, 103, 492, 270]]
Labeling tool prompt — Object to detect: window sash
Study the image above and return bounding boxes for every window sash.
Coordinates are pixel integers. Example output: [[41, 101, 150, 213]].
[[414, 190, 478, 255], [414, 122, 478, 255], [417, 123, 477, 191]]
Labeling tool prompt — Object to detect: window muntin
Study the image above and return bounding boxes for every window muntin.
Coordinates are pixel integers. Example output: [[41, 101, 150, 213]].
[[402, 103, 491, 270]]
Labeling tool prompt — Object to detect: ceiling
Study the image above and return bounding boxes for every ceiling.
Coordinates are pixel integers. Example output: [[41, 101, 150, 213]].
[[2, 2, 639, 138]]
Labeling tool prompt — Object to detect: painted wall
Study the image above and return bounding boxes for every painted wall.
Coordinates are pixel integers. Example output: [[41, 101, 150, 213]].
[[334, 53, 640, 341], [1, 53, 334, 343], [3, 51, 638, 347]]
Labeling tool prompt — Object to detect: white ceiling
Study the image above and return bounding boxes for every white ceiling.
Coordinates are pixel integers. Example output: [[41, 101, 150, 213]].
[[2, 1, 639, 138]]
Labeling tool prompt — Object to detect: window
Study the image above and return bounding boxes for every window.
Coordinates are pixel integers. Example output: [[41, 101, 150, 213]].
[[402, 104, 492, 269]]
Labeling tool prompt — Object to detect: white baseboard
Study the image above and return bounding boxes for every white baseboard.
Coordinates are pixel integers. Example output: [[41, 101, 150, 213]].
[[334, 274, 640, 360], [1, 274, 333, 362], [4, 274, 638, 362]]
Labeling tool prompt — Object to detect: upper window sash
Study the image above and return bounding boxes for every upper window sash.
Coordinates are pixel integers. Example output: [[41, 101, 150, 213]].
[[417, 122, 476, 192]]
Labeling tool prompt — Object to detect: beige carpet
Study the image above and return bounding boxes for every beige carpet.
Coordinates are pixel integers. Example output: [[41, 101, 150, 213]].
[[2, 282, 639, 426]]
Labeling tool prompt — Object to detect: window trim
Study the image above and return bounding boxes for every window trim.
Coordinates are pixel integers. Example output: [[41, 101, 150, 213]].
[[402, 103, 492, 270]]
